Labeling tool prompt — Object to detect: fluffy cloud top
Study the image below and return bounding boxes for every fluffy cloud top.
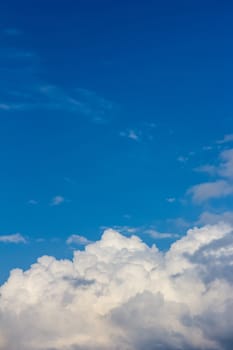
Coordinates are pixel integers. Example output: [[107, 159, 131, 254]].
[[1, 224, 233, 349]]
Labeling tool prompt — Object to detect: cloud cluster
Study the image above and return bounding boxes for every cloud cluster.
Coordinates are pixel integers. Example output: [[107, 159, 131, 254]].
[[188, 148, 233, 203], [1, 223, 233, 349]]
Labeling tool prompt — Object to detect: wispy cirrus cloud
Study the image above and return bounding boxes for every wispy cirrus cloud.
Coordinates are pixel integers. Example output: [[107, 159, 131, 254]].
[[195, 149, 233, 179], [166, 217, 192, 230], [144, 229, 180, 239], [119, 124, 157, 142], [217, 133, 233, 144], [120, 129, 140, 141], [166, 197, 176, 203], [66, 234, 92, 246], [104, 225, 139, 234], [194, 164, 217, 176], [177, 155, 189, 163], [0, 46, 114, 122], [0, 103, 13, 111], [218, 148, 233, 178], [188, 147, 233, 203], [1, 83, 114, 122], [50, 195, 65, 206], [188, 179, 233, 203], [102, 225, 180, 240], [2, 28, 23, 36], [0, 233, 26, 244], [32, 85, 114, 121], [197, 210, 233, 225]]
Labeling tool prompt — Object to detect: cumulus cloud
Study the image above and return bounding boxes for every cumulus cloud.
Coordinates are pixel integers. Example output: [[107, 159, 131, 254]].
[[0, 233, 26, 244], [1, 224, 233, 349]]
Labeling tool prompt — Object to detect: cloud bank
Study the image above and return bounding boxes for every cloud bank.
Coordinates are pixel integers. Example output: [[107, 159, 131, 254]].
[[1, 224, 233, 349]]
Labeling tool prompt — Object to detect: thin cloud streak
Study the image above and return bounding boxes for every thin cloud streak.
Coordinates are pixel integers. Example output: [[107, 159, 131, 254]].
[[66, 234, 92, 246], [50, 196, 65, 206], [0, 233, 26, 244]]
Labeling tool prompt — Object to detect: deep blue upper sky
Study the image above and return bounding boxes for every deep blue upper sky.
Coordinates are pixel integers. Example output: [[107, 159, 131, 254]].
[[0, 0, 232, 282]]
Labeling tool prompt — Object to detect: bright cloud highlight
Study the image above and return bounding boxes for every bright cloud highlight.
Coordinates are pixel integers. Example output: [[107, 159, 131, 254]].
[[0, 223, 233, 349]]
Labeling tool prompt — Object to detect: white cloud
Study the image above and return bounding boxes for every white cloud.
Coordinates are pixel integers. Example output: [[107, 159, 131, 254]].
[[128, 130, 139, 141], [103, 225, 179, 240], [188, 148, 233, 203], [66, 234, 92, 246], [217, 134, 233, 144], [1, 224, 233, 349], [145, 229, 180, 239], [194, 148, 233, 179], [188, 179, 233, 203], [218, 149, 233, 178], [167, 217, 192, 230], [177, 156, 188, 163], [0, 233, 26, 244], [50, 195, 65, 206], [101, 225, 139, 235], [197, 211, 233, 225], [36, 85, 114, 119], [166, 197, 176, 203], [120, 129, 140, 141], [194, 164, 217, 176]]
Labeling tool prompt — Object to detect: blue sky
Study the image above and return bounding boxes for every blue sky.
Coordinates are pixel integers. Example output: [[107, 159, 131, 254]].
[[0, 0, 232, 282]]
